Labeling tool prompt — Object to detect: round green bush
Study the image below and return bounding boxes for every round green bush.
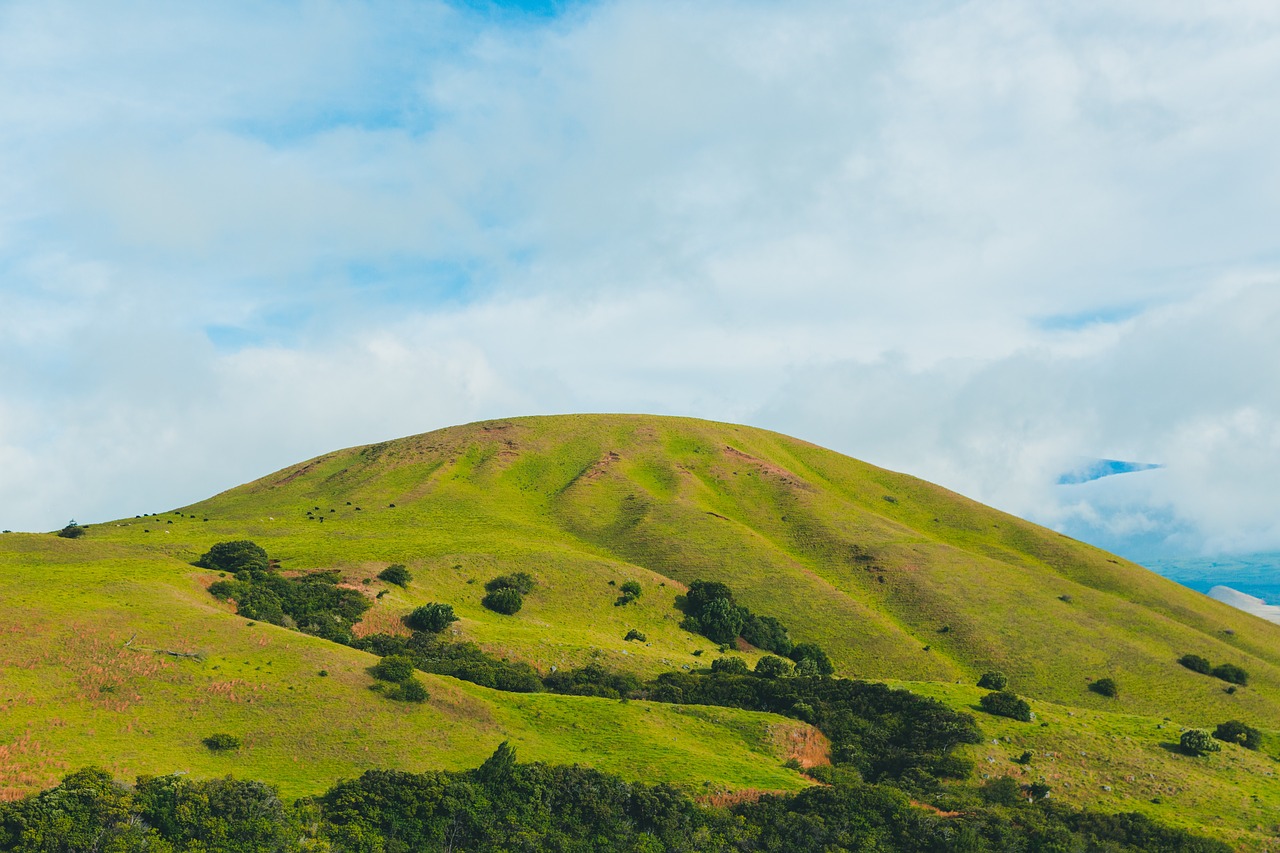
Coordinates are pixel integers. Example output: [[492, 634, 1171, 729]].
[[979, 690, 1032, 722], [371, 655, 416, 683], [378, 564, 412, 587], [977, 671, 1008, 690], [195, 540, 268, 574], [753, 655, 792, 679], [711, 656, 749, 675], [1089, 677, 1118, 698], [482, 588, 523, 615], [1180, 729, 1220, 756], [1178, 654, 1212, 674], [1213, 720, 1262, 750], [388, 677, 429, 703], [1211, 663, 1248, 685], [404, 603, 458, 633], [202, 733, 241, 751]]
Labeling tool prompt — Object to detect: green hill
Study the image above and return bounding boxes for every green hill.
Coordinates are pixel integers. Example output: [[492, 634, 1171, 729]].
[[3, 414, 1278, 846]]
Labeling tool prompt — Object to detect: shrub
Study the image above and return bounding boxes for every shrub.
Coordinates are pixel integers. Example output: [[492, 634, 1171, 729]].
[[386, 676, 428, 702], [202, 733, 241, 751], [56, 520, 86, 539], [371, 655, 416, 683], [741, 614, 793, 656], [788, 643, 834, 676], [1089, 677, 1118, 698], [979, 690, 1032, 722], [624, 629, 647, 642], [620, 580, 642, 598], [697, 597, 746, 645], [404, 603, 458, 633], [485, 572, 534, 595], [754, 655, 792, 679], [980, 776, 1023, 806], [1213, 720, 1262, 750], [195, 540, 268, 574], [1211, 663, 1248, 685], [1179, 729, 1220, 756], [378, 564, 412, 587], [976, 671, 1008, 690], [1178, 653, 1212, 674], [482, 588, 523, 615], [711, 656, 749, 675]]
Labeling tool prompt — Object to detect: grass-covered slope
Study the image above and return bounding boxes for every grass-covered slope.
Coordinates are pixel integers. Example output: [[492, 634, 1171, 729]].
[[0, 533, 814, 800], [86, 413, 1278, 726]]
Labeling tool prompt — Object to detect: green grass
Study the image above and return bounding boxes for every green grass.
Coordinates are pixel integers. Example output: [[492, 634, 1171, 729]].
[[895, 680, 1280, 850], [6, 413, 1280, 845]]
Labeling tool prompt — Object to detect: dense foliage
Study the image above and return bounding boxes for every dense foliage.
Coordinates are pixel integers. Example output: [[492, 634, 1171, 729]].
[[353, 631, 543, 693], [1178, 654, 1212, 674], [1180, 729, 1221, 756], [403, 602, 457, 633], [377, 564, 411, 587], [976, 670, 1007, 690], [56, 520, 86, 539], [1211, 663, 1248, 685], [1212, 719, 1262, 750], [979, 690, 1033, 722], [194, 540, 269, 574], [481, 586, 522, 615], [1090, 677, 1119, 698], [208, 568, 370, 644], [0, 751, 1230, 853]]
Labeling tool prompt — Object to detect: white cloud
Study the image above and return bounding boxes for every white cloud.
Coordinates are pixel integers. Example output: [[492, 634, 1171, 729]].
[[1, 0, 1278, 561]]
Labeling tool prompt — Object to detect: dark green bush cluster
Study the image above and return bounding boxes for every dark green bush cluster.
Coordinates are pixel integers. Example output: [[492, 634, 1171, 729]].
[[624, 628, 646, 642], [202, 733, 241, 751], [369, 655, 427, 703], [1212, 720, 1261, 750], [615, 579, 643, 606], [979, 690, 1033, 722], [711, 656, 749, 675], [543, 663, 642, 699], [1089, 677, 1118, 698], [1, 746, 1231, 852], [353, 631, 542, 693], [207, 562, 370, 645], [56, 520, 86, 539], [377, 564, 411, 587], [482, 572, 534, 615], [679, 580, 832, 673], [1178, 653, 1248, 685], [403, 602, 457, 633], [195, 540, 269, 574], [1178, 653, 1212, 674], [976, 670, 1007, 690]]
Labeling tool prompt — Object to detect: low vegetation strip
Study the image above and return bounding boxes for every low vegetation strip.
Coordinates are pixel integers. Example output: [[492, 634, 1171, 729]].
[[0, 748, 1230, 853]]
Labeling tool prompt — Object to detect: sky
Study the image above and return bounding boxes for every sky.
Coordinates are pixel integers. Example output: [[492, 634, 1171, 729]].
[[1, 0, 1278, 566]]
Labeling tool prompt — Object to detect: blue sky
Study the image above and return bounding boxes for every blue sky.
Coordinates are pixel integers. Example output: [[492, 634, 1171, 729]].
[[2, 1, 1279, 565]]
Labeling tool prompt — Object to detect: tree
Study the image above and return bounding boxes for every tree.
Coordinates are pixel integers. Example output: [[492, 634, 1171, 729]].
[[482, 588, 523, 615], [754, 655, 792, 679], [697, 597, 746, 645], [1212, 720, 1262, 750], [976, 671, 1007, 690], [485, 572, 534, 595], [789, 643, 834, 676], [711, 656, 749, 675], [195, 540, 268, 574], [56, 520, 86, 539], [405, 603, 458, 633], [371, 655, 416, 683], [387, 676, 428, 703], [378, 564, 412, 587], [1179, 729, 1220, 756]]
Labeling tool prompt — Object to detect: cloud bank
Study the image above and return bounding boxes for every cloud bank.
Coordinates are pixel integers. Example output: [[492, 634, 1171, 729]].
[[1, 1, 1278, 562]]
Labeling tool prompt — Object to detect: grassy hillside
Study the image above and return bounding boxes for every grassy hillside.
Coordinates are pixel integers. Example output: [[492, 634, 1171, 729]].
[[0, 533, 814, 800], [3, 413, 1278, 846]]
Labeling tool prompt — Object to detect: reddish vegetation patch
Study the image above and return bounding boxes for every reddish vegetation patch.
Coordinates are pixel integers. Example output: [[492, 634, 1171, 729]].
[[721, 446, 809, 489], [911, 800, 963, 818], [352, 607, 413, 639], [579, 450, 622, 483], [272, 457, 331, 487], [697, 788, 780, 808], [777, 725, 832, 769], [0, 731, 66, 801]]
